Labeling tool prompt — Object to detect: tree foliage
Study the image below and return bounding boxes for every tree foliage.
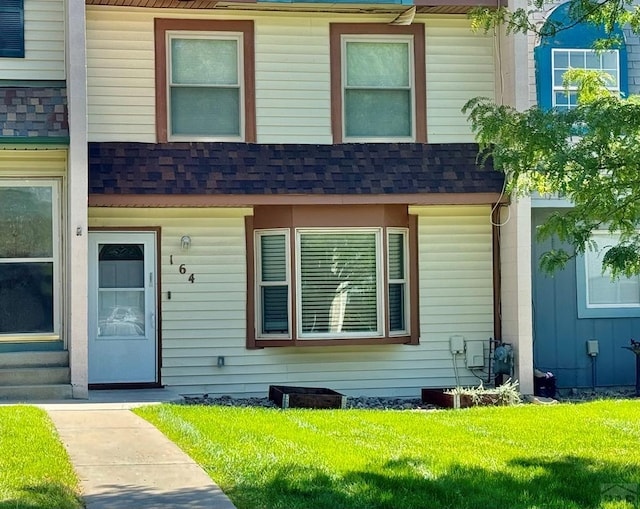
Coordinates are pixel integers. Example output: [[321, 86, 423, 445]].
[[464, 74, 640, 277], [466, 0, 640, 277], [470, 0, 640, 48]]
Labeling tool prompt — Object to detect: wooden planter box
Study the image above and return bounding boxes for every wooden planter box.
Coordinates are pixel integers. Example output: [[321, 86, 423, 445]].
[[269, 385, 347, 409], [421, 388, 502, 409]]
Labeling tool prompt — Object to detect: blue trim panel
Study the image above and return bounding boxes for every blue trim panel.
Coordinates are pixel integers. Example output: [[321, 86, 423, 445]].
[[0, 0, 24, 59], [532, 208, 639, 389]]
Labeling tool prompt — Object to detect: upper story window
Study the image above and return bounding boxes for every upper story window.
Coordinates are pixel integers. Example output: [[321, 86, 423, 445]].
[[330, 24, 426, 143], [0, 0, 24, 58], [552, 49, 620, 110], [535, 2, 628, 111], [155, 19, 256, 143], [577, 232, 640, 318]]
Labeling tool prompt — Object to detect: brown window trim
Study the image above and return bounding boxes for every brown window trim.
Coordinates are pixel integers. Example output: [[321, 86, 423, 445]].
[[154, 18, 256, 143], [330, 23, 426, 144], [246, 205, 420, 349]]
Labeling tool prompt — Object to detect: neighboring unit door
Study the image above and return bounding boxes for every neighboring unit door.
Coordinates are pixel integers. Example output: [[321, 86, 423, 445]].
[[88, 232, 158, 384]]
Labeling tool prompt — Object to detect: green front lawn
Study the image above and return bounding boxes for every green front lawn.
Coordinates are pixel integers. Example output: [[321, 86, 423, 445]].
[[0, 406, 82, 509], [136, 399, 640, 509]]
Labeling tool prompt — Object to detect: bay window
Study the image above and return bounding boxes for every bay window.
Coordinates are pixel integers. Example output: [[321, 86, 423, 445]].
[[247, 205, 418, 347]]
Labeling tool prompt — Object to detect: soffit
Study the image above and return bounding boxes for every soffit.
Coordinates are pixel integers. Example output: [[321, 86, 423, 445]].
[[85, 0, 497, 14]]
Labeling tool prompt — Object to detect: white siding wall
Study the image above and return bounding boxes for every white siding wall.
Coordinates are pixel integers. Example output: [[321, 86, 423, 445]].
[[89, 205, 495, 397], [425, 17, 496, 143], [0, 0, 65, 80], [86, 7, 494, 144]]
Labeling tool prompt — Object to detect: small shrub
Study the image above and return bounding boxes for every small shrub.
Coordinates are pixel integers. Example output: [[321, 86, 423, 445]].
[[446, 379, 521, 406]]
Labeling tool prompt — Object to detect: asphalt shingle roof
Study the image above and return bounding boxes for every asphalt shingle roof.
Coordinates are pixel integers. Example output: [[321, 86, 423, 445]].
[[88, 142, 503, 196]]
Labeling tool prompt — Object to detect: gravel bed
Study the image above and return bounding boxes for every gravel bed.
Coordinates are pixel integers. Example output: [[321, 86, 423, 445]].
[[180, 389, 637, 409], [181, 394, 438, 410]]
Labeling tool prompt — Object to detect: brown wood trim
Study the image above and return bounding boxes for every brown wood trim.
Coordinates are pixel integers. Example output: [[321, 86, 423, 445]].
[[245, 215, 257, 349], [408, 214, 420, 345], [254, 204, 408, 228], [254, 337, 414, 348], [154, 19, 256, 143], [88, 0, 498, 8], [89, 192, 507, 208], [154, 18, 168, 143], [491, 204, 502, 344], [88, 226, 163, 385], [330, 23, 426, 144], [156, 227, 163, 384]]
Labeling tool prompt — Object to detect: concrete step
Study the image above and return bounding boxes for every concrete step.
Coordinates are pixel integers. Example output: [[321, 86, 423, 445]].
[[0, 384, 73, 400], [0, 366, 70, 386], [0, 351, 69, 369]]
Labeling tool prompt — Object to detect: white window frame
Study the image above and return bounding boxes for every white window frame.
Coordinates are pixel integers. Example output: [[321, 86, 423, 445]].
[[166, 31, 245, 142], [295, 228, 384, 340], [0, 179, 61, 340], [387, 228, 409, 336], [551, 48, 620, 110], [341, 35, 416, 143], [577, 231, 640, 318], [254, 229, 291, 340]]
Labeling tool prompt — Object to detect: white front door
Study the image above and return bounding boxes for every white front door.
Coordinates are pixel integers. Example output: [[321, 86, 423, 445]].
[[88, 232, 158, 384]]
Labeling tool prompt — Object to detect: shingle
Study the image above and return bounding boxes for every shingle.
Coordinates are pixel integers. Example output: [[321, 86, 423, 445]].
[[88, 142, 503, 196]]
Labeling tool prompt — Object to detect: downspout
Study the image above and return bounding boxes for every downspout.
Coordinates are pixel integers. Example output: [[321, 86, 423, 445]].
[[492, 203, 503, 385]]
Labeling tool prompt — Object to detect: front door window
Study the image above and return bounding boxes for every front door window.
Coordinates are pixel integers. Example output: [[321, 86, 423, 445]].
[[98, 244, 146, 337]]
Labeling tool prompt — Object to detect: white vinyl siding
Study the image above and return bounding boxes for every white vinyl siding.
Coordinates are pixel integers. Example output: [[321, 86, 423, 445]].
[[425, 17, 495, 143], [89, 205, 493, 397], [86, 7, 494, 144], [0, 0, 65, 80]]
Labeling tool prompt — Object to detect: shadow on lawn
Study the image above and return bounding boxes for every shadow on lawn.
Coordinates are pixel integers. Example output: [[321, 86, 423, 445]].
[[0, 482, 82, 509], [227, 455, 639, 509]]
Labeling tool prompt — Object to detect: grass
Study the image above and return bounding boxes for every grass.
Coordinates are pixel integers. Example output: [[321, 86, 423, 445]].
[[0, 406, 82, 509], [136, 399, 640, 509]]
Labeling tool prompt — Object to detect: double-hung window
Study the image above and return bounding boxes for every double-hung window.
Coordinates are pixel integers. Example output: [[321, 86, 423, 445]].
[[535, 2, 628, 111], [552, 49, 619, 110], [577, 232, 640, 318], [0, 0, 24, 58], [330, 24, 426, 143], [256, 230, 291, 337], [168, 33, 243, 140], [0, 181, 59, 339], [248, 205, 417, 347], [155, 19, 255, 143]]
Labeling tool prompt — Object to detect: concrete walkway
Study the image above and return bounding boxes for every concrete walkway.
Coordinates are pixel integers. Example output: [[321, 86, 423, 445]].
[[42, 391, 237, 509]]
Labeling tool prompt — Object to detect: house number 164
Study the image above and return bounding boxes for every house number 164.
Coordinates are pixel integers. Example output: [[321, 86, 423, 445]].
[[178, 264, 195, 283]]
